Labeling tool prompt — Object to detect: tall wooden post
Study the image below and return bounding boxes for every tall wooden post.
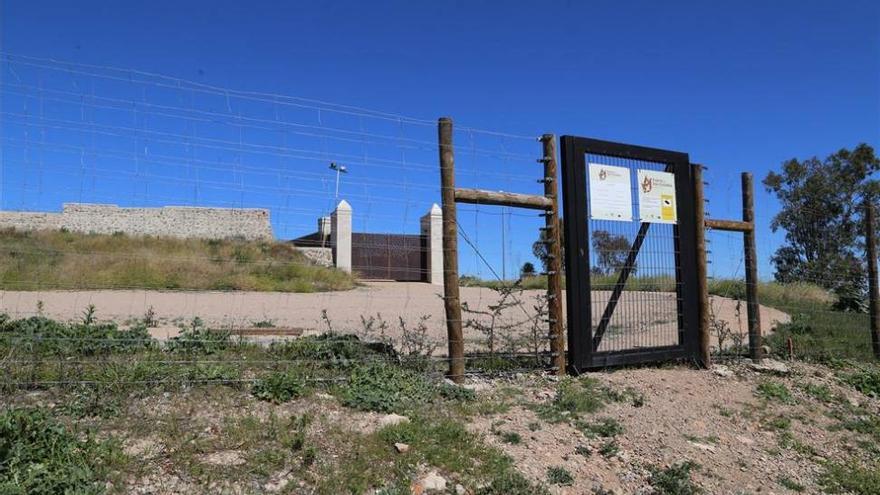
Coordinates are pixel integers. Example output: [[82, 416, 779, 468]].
[[541, 134, 565, 375], [742, 173, 763, 362], [693, 164, 711, 368], [439, 117, 465, 382], [864, 201, 880, 359]]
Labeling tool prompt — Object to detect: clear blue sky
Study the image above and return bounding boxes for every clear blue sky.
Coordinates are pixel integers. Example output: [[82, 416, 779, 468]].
[[2, 0, 878, 279]]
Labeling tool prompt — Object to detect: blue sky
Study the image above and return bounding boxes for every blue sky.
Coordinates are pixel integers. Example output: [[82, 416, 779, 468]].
[[1, 0, 878, 279]]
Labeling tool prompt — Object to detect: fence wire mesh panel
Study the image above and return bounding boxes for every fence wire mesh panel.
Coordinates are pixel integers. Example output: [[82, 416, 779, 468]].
[[0, 53, 557, 394], [585, 153, 681, 353], [561, 137, 700, 370], [705, 168, 878, 364]]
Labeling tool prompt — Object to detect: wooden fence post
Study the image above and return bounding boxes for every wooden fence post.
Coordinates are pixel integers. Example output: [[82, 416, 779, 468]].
[[742, 173, 763, 362], [541, 134, 565, 375], [693, 164, 710, 368], [864, 200, 880, 359], [438, 117, 465, 382]]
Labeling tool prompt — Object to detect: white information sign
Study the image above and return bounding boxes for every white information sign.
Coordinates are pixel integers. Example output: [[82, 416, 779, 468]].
[[637, 169, 677, 224], [588, 163, 632, 222]]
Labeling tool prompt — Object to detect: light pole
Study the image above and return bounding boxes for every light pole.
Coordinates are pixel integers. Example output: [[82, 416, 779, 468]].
[[329, 162, 348, 200]]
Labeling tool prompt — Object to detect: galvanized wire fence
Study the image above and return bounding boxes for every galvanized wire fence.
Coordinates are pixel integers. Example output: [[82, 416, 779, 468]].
[[704, 168, 879, 363], [0, 53, 556, 392]]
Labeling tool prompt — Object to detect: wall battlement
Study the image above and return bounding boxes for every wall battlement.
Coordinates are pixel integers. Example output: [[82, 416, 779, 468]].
[[0, 203, 274, 240]]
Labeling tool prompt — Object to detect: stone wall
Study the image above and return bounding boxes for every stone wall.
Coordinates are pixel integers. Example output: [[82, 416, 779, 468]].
[[294, 247, 333, 267], [0, 203, 274, 240]]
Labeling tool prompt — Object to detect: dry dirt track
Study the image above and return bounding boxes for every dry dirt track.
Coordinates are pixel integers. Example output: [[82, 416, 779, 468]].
[[0, 282, 788, 353]]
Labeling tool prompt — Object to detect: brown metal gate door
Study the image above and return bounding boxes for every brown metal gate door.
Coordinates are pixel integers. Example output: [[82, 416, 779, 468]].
[[351, 233, 425, 281]]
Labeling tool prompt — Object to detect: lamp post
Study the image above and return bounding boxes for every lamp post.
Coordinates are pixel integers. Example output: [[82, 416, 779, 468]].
[[329, 162, 348, 200]]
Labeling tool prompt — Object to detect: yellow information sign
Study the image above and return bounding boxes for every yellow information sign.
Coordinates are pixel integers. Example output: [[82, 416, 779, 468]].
[[637, 170, 677, 224]]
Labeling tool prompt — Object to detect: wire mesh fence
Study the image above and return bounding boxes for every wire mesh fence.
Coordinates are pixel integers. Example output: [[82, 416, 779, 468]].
[[1, 53, 876, 395], [704, 168, 878, 363], [0, 52, 558, 391]]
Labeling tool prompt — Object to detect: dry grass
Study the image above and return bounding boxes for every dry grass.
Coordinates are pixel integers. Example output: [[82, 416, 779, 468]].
[[0, 228, 355, 292]]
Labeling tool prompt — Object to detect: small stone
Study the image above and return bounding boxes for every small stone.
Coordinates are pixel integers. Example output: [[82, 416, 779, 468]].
[[712, 365, 734, 377], [379, 413, 410, 427], [418, 471, 447, 492], [394, 442, 410, 453], [314, 392, 334, 400], [455, 484, 466, 495], [749, 358, 789, 375]]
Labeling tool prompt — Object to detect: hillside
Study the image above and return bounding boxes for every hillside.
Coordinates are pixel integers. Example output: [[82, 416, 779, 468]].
[[0, 229, 355, 293]]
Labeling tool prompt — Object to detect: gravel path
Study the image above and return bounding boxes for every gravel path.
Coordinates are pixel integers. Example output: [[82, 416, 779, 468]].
[[0, 282, 788, 352]]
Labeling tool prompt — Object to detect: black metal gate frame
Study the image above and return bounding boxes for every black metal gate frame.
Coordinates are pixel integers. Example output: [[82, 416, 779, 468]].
[[559, 136, 701, 372]]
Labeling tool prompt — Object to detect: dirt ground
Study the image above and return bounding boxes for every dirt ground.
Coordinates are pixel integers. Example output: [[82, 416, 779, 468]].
[[4, 359, 875, 494], [0, 282, 788, 352]]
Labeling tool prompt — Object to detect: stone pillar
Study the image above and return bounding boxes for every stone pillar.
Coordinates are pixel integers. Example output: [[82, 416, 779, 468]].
[[420, 203, 443, 285], [330, 200, 352, 273], [318, 216, 331, 247]]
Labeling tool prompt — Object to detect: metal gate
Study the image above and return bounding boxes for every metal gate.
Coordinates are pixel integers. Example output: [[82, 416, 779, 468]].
[[560, 137, 700, 371], [350, 233, 425, 281]]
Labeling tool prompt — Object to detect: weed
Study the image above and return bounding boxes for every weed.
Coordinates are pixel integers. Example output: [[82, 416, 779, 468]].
[[252, 370, 308, 403], [340, 362, 434, 413], [498, 431, 522, 445], [528, 421, 541, 432], [820, 459, 880, 494], [574, 445, 591, 457], [648, 461, 702, 495], [546, 466, 574, 486], [755, 381, 796, 404], [537, 377, 606, 422], [166, 318, 231, 354], [439, 383, 476, 402], [798, 382, 836, 403], [839, 365, 880, 398], [0, 407, 125, 494], [578, 417, 624, 438], [598, 439, 619, 458]]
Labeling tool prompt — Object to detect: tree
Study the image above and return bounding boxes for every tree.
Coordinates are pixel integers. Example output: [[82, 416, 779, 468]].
[[763, 144, 880, 310], [591, 230, 631, 275], [521, 262, 536, 277]]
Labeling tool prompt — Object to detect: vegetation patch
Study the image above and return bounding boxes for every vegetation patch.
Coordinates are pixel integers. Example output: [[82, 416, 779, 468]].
[[546, 466, 574, 486], [251, 370, 308, 403], [839, 365, 880, 398], [648, 461, 702, 495], [339, 362, 435, 413], [0, 407, 124, 495], [755, 381, 796, 404], [820, 459, 880, 495], [0, 229, 354, 292]]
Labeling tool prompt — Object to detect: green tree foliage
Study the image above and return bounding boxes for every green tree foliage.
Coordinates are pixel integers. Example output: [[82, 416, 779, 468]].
[[591, 230, 631, 275], [520, 262, 536, 277], [763, 144, 880, 310]]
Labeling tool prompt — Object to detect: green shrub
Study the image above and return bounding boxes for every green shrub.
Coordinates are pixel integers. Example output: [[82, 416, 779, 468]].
[[252, 371, 307, 403], [755, 381, 796, 404], [268, 333, 392, 369], [578, 417, 624, 438], [166, 318, 231, 354], [340, 362, 434, 413], [546, 466, 574, 486], [0, 315, 154, 356], [439, 383, 476, 402], [598, 439, 619, 458], [0, 407, 123, 494], [839, 366, 880, 398], [649, 461, 702, 495]]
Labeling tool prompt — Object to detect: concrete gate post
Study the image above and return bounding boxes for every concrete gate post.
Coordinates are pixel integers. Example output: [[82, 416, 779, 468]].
[[420, 203, 443, 285], [330, 200, 352, 273]]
